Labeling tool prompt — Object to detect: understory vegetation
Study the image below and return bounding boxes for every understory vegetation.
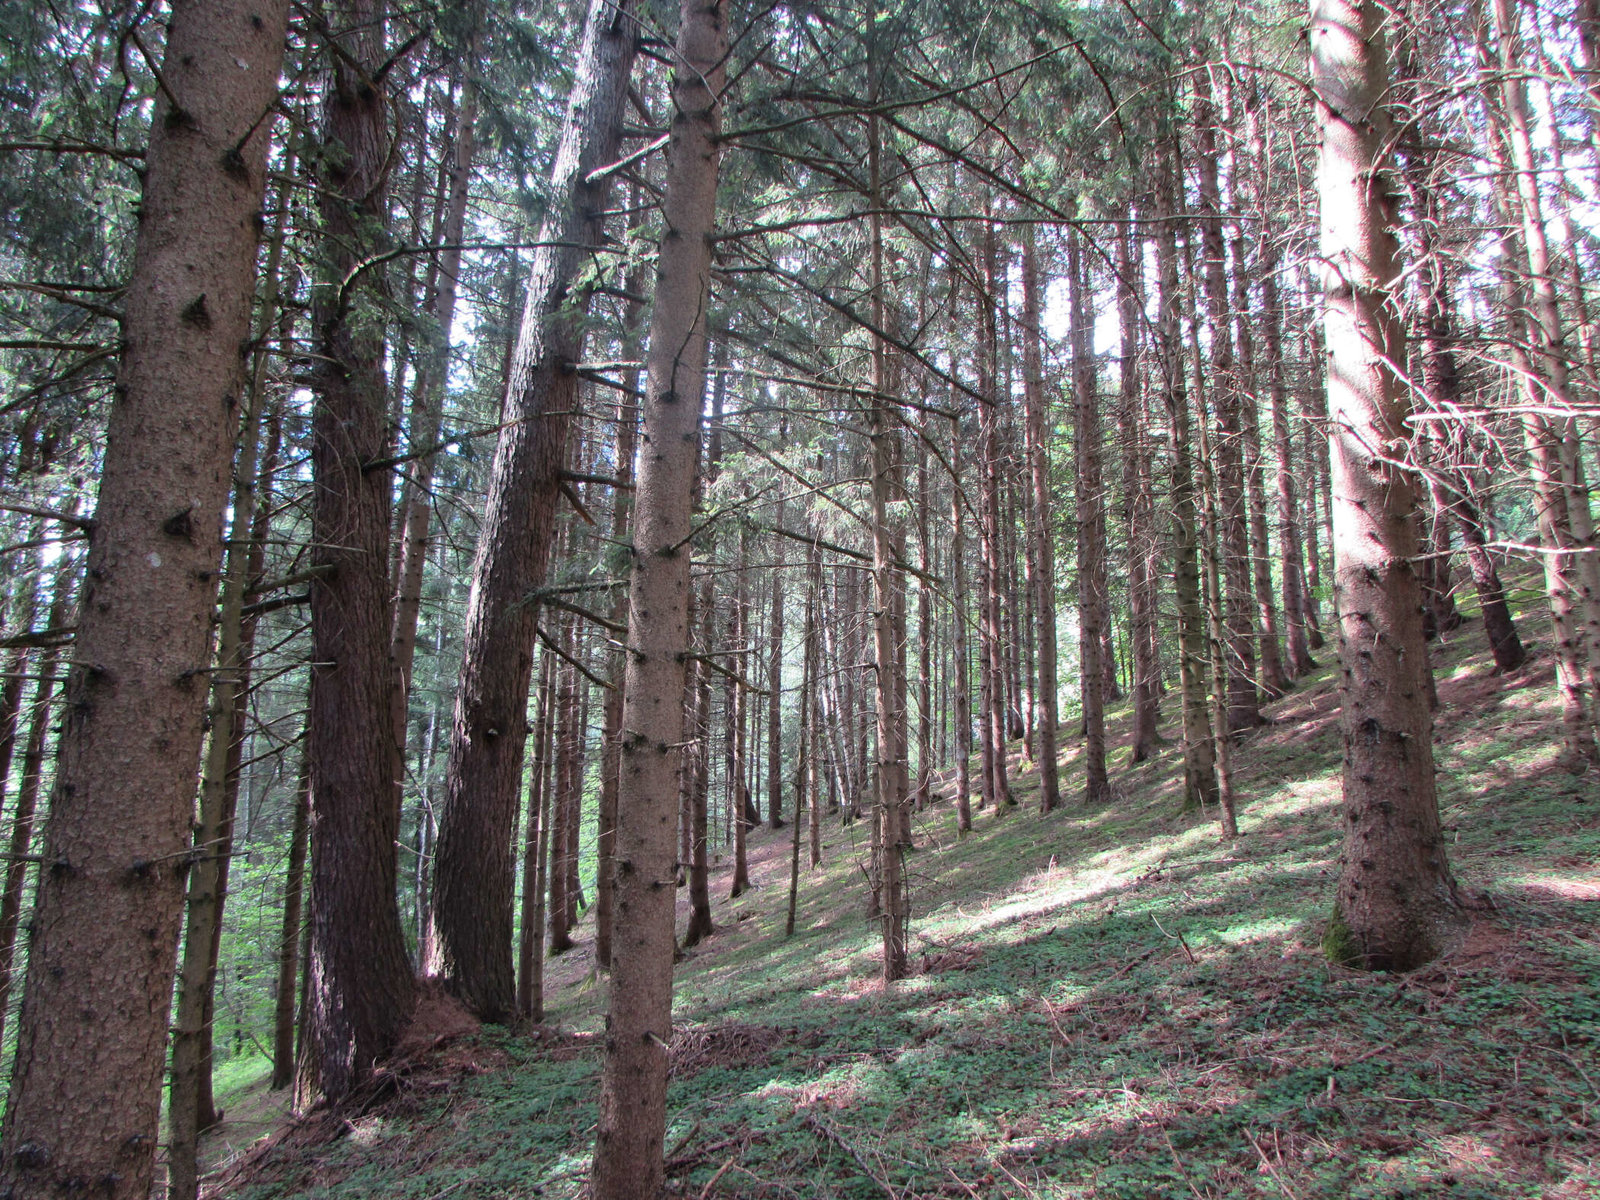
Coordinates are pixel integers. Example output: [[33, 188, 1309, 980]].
[[205, 614, 1600, 1200]]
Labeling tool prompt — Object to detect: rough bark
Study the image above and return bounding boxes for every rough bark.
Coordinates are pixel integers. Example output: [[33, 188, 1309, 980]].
[[169, 163, 293, 1200], [591, 1, 726, 1190], [1313, 0, 1464, 968], [430, 0, 638, 1020], [299, 2, 418, 1106], [0, 4, 287, 1194]]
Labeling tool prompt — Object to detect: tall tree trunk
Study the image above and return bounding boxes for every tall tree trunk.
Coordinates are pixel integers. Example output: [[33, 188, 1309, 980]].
[[548, 613, 578, 954], [1313, 0, 1464, 968], [1021, 230, 1063, 808], [1156, 151, 1219, 811], [270, 745, 311, 1091], [1068, 227, 1110, 805], [977, 223, 1012, 812], [591, 1, 726, 1190], [518, 648, 555, 1019], [1118, 221, 1162, 762], [768, 495, 787, 829], [389, 64, 480, 814], [867, 86, 910, 979], [300, 2, 418, 1106], [0, 561, 71, 1048], [1262, 251, 1317, 677], [728, 520, 752, 898], [1194, 69, 1262, 733], [595, 270, 644, 970], [0, 4, 287, 1194], [430, 0, 638, 1021], [1230, 91, 1291, 698], [169, 160, 293, 1200], [948, 405, 975, 833], [682, 570, 715, 947], [1490, 0, 1600, 748]]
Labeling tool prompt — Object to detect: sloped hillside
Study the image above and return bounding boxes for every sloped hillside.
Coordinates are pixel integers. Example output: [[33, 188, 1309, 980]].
[[206, 617, 1599, 1199]]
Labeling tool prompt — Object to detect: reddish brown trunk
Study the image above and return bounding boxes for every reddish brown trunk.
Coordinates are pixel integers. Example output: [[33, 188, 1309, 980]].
[[430, 0, 638, 1020]]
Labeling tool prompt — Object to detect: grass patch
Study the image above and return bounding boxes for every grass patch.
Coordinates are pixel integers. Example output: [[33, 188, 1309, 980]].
[[214, 615, 1599, 1199]]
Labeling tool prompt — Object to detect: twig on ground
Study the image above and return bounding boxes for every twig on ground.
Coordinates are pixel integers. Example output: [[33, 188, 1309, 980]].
[[1245, 1129, 1302, 1200]]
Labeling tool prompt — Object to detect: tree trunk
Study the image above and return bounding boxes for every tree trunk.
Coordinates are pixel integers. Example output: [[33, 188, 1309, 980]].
[[682, 570, 715, 947], [1261, 251, 1317, 677], [1313, 0, 1464, 968], [1068, 226, 1111, 805], [1194, 69, 1262, 733], [299, 2, 418, 1106], [518, 648, 555, 1019], [1021, 229, 1063, 808], [389, 64, 479, 815], [1118, 221, 1162, 763], [768, 494, 787, 829], [0, 561, 71, 1049], [948, 405, 975, 833], [169, 160, 293, 1200], [977, 224, 1011, 812], [1490, 0, 1600, 748], [0, 4, 287, 1194], [430, 0, 638, 1021], [1156, 150, 1219, 811], [270, 745, 311, 1090], [595, 271, 644, 970], [867, 87, 910, 979], [728, 518, 752, 898], [591, 1, 726, 1190]]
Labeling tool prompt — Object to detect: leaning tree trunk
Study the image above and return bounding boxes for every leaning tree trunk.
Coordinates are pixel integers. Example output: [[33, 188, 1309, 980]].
[[1313, 0, 1464, 969], [591, 1, 726, 1192], [299, 2, 418, 1106], [429, 0, 639, 1021], [0, 5, 287, 1197]]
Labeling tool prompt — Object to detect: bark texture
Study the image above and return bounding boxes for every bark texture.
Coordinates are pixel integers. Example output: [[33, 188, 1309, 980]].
[[0, 4, 287, 1195], [299, 2, 418, 1105], [590, 1, 727, 1191], [1312, 0, 1464, 970], [430, 0, 638, 1020]]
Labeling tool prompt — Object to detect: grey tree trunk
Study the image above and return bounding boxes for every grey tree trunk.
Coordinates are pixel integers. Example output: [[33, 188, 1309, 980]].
[[591, 1, 727, 1191]]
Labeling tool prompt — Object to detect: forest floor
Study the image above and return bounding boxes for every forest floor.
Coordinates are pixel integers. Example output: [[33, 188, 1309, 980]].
[[203, 610, 1600, 1199]]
